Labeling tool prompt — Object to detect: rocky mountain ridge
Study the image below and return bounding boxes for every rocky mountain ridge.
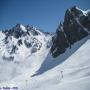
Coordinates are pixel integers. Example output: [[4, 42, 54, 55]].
[[0, 24, 52, 62], [51, 6, 90, 57]]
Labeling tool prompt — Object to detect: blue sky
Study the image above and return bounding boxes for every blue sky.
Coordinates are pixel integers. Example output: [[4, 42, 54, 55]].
[[0, 0, 90, 32]]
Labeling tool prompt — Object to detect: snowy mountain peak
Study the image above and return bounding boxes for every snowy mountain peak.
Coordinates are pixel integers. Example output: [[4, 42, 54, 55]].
[[65, 6, 90, 18], [0, 24, 52, 62], [16, 24, 27, 32]]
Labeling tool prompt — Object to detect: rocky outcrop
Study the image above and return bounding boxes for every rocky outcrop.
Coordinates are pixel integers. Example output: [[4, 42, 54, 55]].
[[51, 6, 90, 58]]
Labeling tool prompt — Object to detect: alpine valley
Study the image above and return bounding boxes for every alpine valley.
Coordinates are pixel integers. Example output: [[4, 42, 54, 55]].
[[0, 6, 90, 90]]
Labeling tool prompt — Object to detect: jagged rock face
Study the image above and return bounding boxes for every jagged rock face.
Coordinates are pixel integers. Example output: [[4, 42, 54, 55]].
[[3, 24, 41, 39], [0, 24, 51, 62], [51, 6, 90, 58], [63, 7, 88, 44], [51, 24, 69, 57], [79, 13, 90, 30]]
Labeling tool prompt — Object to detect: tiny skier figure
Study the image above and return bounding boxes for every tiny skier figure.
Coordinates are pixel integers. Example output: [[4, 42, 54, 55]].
[[61, 71, 63, 79], [59, 70, 63, 82]]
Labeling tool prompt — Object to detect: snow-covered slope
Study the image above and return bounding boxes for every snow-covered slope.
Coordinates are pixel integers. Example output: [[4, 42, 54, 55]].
[[0, 35, 90, 90], [0, 6, 90, 90]]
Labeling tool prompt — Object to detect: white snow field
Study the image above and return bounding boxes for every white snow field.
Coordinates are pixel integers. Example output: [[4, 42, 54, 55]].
[[0, 33, 90, 90]]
